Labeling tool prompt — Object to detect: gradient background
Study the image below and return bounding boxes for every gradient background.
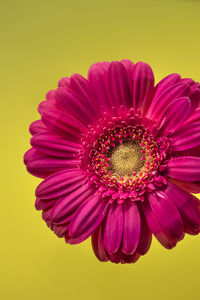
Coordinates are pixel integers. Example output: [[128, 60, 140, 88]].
[[1, 0, 200, 299]]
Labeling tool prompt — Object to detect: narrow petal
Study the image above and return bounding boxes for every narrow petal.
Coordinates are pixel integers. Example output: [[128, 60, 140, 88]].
[[55, 87, 97, 125], [158, 97, 191, 136], [108, 61, 132, 109], [137, 213, 152, 255], [171, 122, 200, 151], [31, 132, 82, 158], [160, 182, 200, 232], [50, 183, 96, 224], [87, 62, 111, 112], [168, 156, 200, 181], [131, 62, 154, 114], [103, 203, 123, 255], [143, 202, 177, 249], [29, 120, 47, 136], [122, 202, 141, 255], [153, 73, 181, 102], [148, 191, 184, 241], [91, 226, 109, 262], [42, 110, 87, 141], [147, 83, 190, 120], [69, 193, 108, 241], [36, 169, 86, 199], [27, 157, 80, 179]]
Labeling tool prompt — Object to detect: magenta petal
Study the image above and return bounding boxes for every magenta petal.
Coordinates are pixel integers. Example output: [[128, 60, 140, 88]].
[[147, 83, 190, 121], [50, 183, 96, 224], [131, 62, 154, 114], [171, 122, 200, 151], [137, 216, 152, 255], [69, 193, 108, 241], [29, 120, 47, 136], [42, 110, 86, 141], [58, 77, 71, 88], [35, 169, 86, 199], [103, 203, 123, 255], [92, 226, 109, 262], [160, 182, 200, 232], [158, 97, 191, 136], [87, 61, 111, 112], [185, 107, 200, 124], [122, 202, 141, 255], [153, 73, 181, 102], [31, 132, 82, 158], [148, 191, 184, 241], [108, 61, 132, 109], [143, 201, 178, 249], [168, 156, 200, 181], [120, 59, 135, 76], [27, 156, 80, 178], [55, 87, 97, 125]]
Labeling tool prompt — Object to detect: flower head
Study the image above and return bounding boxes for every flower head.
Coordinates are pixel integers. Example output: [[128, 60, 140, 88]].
[[24, 60, 200, 263]]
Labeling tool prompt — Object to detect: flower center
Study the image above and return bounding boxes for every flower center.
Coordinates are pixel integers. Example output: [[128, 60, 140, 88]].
[[109, 142, 144, 178]]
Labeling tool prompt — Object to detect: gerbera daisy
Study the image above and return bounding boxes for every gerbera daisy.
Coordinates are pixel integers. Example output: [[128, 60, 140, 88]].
[[24, 60, 200, 264]]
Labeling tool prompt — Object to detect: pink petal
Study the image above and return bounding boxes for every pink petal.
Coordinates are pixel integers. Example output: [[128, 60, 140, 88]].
[[55, 87, 97, 125], [168, 177, 200, 194], [35, 169, 86, 199], [29, 120, 47, 135], [91, 226, 109, 262], [120, 59, 135, 76], [103, 203, 123, 255], [69, 193, 108, 241], [161, 182, 200, 232], [50, 183, 96, 224], [153, 73, 181, 102], [168, 156, 200, 181], [31, 132, 82, 158], [171, 122, 200, 151], [148, 191, 184, 241], [107, 61, 132, 109], [122, 202, 141, 255], [42, 109, 86, 141], [158, 97, 191, 136], [143, 200, 178, 249], [147, 83, 190, 121], [131, 62, 154, 114], [58, 77, 70, 88], [27, 156, 80, 178], [137, 214, 152, 255]]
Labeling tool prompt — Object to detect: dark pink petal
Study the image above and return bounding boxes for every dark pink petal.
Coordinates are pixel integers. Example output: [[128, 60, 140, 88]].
[[42, 110, 86, 141], [122, 202, 141, 255], [131, 62, 154, 114], [27, 156, 80, 178], [24, 148, 41, 165], [35, 198, 56, 211], [190, 89, 200, 114], [35, 169, 86, 199], [173, 145, 200, 158], [38, 90, 57, 115], [148, 191, 184, 241], [153, 73, 181, 102], [24, 149, 50, 178], [107, 61, 132, 109], [169, 177, 200, 194], [58, 77, 71, 88], [87, 61, 112, 112], [147, 83, 190, 121], [31, 132, 82, 158], [91, 226, 109, 262], [103, 203, 123, 255], [121, 252, 140, 264], [158, 97, 191, 136], [137, 214, 152, 255], [55, 87, 97, 125], [52, 223, 69, 238], [29, 120, 47, 135], [160, 182, 200, 233], [143, 201, 178, 249], [120, 59, 135, 76], [50, 183, 96, 224], [171, 122, 200, 151], [168, 156, 200, 181], [185, 108, 200, 124], [69, 193, 108, 242]]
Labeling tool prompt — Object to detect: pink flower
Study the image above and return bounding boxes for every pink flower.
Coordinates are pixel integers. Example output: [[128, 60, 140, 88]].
[[24, 60, 200, 264]]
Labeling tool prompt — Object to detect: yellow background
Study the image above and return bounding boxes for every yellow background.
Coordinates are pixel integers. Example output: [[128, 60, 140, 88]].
[[1, 0, 200, 299]]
